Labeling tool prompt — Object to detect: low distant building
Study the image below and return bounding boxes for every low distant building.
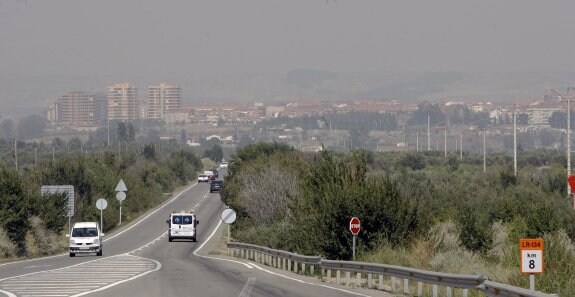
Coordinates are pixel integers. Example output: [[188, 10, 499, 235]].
[[265, 106, 285, 119]]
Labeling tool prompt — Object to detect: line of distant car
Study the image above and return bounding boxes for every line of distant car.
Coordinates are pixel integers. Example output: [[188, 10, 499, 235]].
[[197, 161, 229, 192]]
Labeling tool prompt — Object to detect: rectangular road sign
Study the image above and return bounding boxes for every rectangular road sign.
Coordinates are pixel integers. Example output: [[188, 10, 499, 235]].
[[520, 238, 544, 274], [41, 185, 74, 217]]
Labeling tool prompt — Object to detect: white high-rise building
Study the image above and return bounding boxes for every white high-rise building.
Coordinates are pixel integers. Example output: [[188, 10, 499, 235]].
[[107, 83, 138, 121], [148, 83, 181, 120]]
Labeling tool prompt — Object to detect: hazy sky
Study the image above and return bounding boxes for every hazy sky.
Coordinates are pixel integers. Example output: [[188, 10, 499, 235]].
[[2, 0, 575, 78]]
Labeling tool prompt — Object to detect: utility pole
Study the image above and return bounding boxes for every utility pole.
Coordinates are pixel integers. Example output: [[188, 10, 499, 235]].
[[427, 114, 431, 151], [443, 126, 447, 158], [552, 89, 572, 203], [513, 107, 517, 176], [460, 133, 463, 159], [14, 138, 18, 172], [483, 129, 486, 173], [107, 119, 110, 147]]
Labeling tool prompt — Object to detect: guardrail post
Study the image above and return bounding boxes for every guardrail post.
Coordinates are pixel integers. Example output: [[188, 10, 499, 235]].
[[462, 289, 468, 297], [294, 261, 298, 274], [326, 269, 331, 282], [346, 271, 351, 286], [282, 258, 286, 270], [302, 263, 306, 275], [378, 275, 384, 290], [391, 276, 396, 291], [336, 270, 341, 285], [432, 284, 438, 297], [367, 273, 373, 289], [356, 272, 361, 287], [288, 259, 292, 271], [310, 264, 314, 276], [404, 279, 410, 294], [446, 287, 452, 297], [417, 282, 423, 297]]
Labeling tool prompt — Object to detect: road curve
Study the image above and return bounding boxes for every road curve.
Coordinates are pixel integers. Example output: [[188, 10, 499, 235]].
[[0, 181, 392, 297]]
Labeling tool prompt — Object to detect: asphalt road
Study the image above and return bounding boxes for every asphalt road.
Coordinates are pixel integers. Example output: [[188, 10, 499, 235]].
[[0, 181, 393, 297]]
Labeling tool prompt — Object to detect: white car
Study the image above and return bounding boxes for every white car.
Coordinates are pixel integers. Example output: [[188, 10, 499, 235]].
[[67, 222, 104, 257], [197, 174, 209, 183], [220, 161, 228, 168]]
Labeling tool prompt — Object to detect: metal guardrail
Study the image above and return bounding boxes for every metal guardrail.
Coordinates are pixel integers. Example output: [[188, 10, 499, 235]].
[[227, 242, 558, 297], [227, 242, 321, 265], [480, 280, 558, 297], [322, 259, 484, 289]]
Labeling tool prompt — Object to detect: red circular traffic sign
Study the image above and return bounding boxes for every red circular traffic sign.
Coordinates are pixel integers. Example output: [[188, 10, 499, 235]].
[[569, 175, 575, 193], [349, 217, 361, 235]]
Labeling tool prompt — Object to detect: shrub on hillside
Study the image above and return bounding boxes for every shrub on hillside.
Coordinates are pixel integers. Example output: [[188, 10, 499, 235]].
[[0, 228, 17, 258]]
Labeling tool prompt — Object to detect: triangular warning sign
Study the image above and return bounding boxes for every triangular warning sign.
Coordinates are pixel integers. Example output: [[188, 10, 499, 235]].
[[115, 179, 128, 192]]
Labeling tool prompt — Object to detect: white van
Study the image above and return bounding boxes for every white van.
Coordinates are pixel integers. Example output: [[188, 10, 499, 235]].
[[166, 211, 199, 242], [67, 222, 104, 257]]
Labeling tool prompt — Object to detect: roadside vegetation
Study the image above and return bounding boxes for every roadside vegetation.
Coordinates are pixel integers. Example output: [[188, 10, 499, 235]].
[[0, 145, 202, 260], [221, 142, 575, 296]]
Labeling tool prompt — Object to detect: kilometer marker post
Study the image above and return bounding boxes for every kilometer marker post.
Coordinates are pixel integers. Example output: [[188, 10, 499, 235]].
[[520, 238, 544, 291]]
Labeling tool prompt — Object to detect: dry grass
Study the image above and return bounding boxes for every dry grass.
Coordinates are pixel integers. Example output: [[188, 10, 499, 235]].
[[362, 220, 575, 296], [25, 216, 67, 257], [0, 227, 17, 258]]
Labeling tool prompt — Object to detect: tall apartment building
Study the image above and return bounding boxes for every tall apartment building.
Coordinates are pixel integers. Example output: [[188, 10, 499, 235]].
[[107, 83, 138, 121], [56, 91, 107, 128], [148, 83, 181, 120]]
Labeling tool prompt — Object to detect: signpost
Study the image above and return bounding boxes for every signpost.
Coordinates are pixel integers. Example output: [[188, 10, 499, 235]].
[[115, 179, 128, 225], [96, 198, 108, 232], [520, 238, 544, 291], [349, 217, 361, 260], [221, 208, 237, 242]]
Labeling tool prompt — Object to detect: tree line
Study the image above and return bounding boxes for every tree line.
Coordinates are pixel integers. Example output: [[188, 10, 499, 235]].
[[221, 142, 575, 295], [0, 145, 202, 258]]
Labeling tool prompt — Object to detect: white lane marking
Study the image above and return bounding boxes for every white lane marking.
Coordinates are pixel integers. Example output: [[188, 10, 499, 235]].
[[23, 265, 51, 269], [238, 277, 256, 297], [0, 289, 16, 297], [69, 255, 161, 297], [0, 254, 160, 297], [195, 220, 373, 297], [126, 191, 213, 254], [192, 219, 253, 268], [0, 183, 199, 269], [104, 183, 197, 241], [250, 263, 372, 297]]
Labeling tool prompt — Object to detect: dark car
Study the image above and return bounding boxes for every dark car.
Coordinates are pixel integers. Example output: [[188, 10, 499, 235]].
[[211, 169, 219, 178], [209, 180, 224, 193]]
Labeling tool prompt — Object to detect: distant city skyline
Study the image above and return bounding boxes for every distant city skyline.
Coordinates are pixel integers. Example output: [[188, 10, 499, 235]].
[[2, 1, 575, 118]]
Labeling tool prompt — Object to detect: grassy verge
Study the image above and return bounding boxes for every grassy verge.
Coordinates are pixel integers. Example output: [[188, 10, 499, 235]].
[[358, 221, 574, 296]]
